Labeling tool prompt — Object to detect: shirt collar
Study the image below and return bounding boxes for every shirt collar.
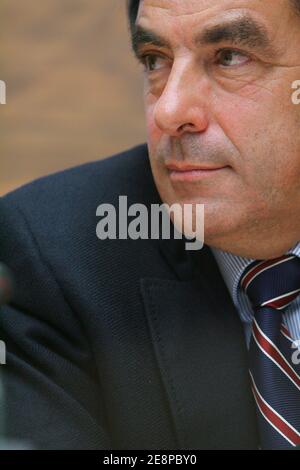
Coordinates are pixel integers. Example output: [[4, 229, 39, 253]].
[[211, 241, 300, 310]]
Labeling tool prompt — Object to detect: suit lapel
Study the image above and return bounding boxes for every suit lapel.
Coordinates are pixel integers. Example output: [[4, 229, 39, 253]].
[[140, 239, 259, 449]]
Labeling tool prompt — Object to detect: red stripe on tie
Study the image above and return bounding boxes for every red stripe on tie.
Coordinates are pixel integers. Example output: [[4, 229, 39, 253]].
[[241, 256, 287, 291], [253, 321, 300, 389], [250, 376, 300, 446], [266, 291, 300, 309]]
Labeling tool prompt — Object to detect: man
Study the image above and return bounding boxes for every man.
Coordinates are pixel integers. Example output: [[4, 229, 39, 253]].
[[0, 0, 300, 449]]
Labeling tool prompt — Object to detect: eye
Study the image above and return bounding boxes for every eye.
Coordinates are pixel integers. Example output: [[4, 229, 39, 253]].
[[141, 54, 167, 72], [216, 49, 251, 67]]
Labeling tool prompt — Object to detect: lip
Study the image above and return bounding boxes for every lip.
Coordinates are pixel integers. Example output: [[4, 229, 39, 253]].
[[165, 162, 229, 182]]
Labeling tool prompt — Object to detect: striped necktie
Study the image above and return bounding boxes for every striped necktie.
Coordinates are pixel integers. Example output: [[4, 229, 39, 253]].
[[240, 254, 300, 449]]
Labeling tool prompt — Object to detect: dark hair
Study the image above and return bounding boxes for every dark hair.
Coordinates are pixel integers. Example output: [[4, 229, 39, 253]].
[[127, 0, 300, 31], [127, 0, 140, 33], [292, 0, 300, 14]]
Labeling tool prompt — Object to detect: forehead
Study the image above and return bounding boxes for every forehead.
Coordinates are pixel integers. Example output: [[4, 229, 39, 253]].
[[137, 0, 288, 34]]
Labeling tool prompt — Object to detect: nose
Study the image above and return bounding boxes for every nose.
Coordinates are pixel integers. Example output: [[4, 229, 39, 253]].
[[153, 58, 210, 137]]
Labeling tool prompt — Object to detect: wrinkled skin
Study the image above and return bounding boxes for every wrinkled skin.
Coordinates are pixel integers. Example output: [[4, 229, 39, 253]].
[[135, 0, 300, 259]]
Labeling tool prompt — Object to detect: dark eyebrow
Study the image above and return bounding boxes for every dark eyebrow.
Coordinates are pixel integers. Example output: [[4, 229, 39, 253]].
[[198, 16, 271, 50], [131, 25, 170, 57], [131, 15, 275, 58]]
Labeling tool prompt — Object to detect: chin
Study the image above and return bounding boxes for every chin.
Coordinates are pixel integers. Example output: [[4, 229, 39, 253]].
[[166, 200, 234, 244]]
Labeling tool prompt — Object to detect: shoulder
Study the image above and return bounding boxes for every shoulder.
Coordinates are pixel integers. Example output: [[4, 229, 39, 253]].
[[0, 143, 164, 287], [0, 143, 167, 322], [2, 143, 151, 212], [0, 143, 160, 240]]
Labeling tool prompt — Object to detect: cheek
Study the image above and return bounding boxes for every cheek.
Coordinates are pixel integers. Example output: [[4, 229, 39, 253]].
[[214, 92, 268, 147], [213, 90, 283, 180], [217, 97, 300, 206], [213, 75, 300, 159]]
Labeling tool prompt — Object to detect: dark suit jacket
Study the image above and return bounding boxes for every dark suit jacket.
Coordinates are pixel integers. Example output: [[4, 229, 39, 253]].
[[0, 144, 258, 449]]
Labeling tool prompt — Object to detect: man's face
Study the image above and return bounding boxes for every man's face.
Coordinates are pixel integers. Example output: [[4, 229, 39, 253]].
[[134, 0, 300, 258]]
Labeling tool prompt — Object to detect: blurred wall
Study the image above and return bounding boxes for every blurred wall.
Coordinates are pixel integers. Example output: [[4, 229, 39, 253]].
[[0, 0, 146, 196]]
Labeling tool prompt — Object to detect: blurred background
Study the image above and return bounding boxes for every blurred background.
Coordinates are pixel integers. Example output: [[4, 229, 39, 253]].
[[0, 0, 146, 196]]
